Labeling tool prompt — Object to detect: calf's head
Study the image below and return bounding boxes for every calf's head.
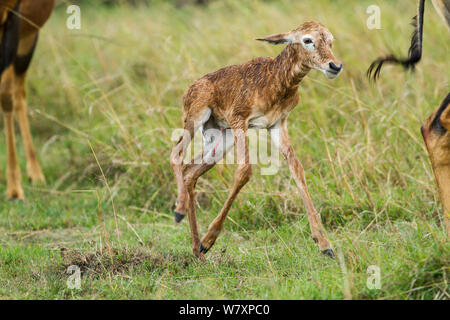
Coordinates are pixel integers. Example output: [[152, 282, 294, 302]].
[[257, 21, 343, 79]]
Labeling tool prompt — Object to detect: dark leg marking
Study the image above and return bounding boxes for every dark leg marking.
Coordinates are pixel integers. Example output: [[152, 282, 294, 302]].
[[430, 92, 450, 136], [0, 0, 21, 75], [14, 33, 38, 75]]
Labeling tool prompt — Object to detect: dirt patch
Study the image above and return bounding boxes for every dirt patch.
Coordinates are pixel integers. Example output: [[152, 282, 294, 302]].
[[51, 245, 236, 279], [58, 246, 168, 277]]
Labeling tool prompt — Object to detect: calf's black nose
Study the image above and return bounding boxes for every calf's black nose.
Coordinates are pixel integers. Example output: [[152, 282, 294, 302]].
[[329, 62, 342, 72]]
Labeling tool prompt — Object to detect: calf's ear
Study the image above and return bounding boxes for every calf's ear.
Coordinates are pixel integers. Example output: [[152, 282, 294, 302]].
[[256, 32, 293, 45]]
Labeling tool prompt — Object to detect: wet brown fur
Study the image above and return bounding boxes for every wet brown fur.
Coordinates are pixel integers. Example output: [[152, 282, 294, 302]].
[[170, 21, 342, 260]]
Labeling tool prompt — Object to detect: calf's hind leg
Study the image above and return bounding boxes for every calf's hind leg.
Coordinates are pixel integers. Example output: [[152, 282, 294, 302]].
[[181, 124, 235, 254], [170, 108, 211, 258], [200, 123, 252, 254], [174, 117, 234, 222]]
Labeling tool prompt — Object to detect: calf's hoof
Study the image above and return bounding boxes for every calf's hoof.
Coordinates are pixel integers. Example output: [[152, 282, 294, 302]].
[[322, 249, 335, 259], [199, 243, 209, 254], [174, 211, 185, 223]]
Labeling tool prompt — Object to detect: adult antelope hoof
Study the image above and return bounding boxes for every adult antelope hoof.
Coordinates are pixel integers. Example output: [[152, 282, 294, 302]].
[[7, 188, 25, 202], [28, 173, 46, 185], [174, 211, 185, 223], [27, 167, 46, 185], [322, 249, 335, 259]]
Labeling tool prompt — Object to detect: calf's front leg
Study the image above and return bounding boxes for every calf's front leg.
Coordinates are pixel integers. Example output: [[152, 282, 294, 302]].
[[270, 119, 334, 258]]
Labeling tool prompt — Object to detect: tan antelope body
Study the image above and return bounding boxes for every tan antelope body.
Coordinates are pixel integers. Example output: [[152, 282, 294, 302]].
[[368, 0, 450, 235], [0, 0, 55, 200], [422, 1, 450, 237], [170, 21, 343, 260]]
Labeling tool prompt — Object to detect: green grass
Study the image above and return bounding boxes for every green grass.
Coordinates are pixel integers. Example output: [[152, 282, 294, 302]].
[[0, 0, 449, 299]]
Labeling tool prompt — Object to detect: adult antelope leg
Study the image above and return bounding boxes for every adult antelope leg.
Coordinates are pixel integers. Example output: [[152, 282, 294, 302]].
[[200, 123, 252, 253], [2, 67, 23, 200], [14, 33, 45, 184], [1, 4, 22, 200], [270, 118, 334, 258]]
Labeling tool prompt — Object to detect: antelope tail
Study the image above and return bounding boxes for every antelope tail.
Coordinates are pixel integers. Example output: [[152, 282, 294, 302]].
[[367, 0, 425, 81]]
